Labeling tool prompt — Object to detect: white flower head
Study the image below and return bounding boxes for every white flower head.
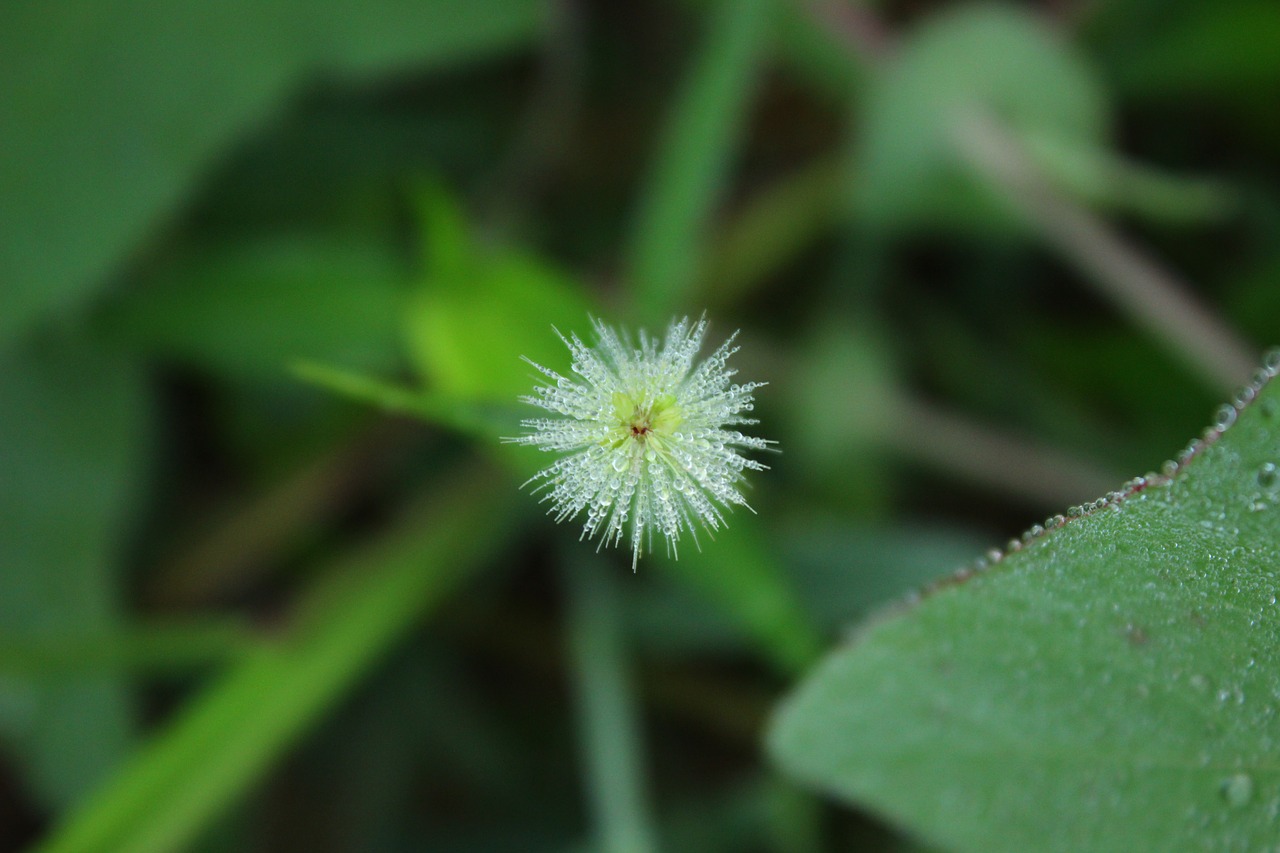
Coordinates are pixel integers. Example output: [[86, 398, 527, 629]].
[[507, 316, 773, 570]]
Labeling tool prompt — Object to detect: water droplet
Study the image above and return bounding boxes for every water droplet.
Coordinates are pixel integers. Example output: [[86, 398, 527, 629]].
[[1265, 348, 1280, 375], [1214, 404, 1238, 430], [612, 455, 628, 472], [1221, 773, 1254, 808], [1259, 463, 1278, 489]]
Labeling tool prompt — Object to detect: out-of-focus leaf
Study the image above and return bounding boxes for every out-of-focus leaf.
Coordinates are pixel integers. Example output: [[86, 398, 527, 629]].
[[104, 238, 405, 379], [404, 186, 595, 402], [293, 362, 523, 436], [856, 4, 1108, 231], [0, 0, 547, 344], [626, 0, 772, 324], [1021, 131, 1234, 223], [35, 465, 518, 853], [771, 362, 1280, 851], [0, 341, 149, 810]]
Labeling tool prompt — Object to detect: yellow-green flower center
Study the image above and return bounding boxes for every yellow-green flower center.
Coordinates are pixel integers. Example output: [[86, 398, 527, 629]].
[[611, 391, 681, 445]]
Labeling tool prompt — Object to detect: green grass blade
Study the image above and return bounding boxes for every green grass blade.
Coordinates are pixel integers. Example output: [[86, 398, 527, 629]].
[[625, 0, 772, 324], [35, 465, 518, 853]]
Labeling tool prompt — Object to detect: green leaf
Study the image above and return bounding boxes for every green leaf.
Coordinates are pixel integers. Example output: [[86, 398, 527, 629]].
[[0, 341, 149, 810], [292, 361, 524, 444], [626, 0, 773, 324], [770, 358, 1280, 851], [856, 4, 1108, 231], [0, 0, 546, 344], [1020, 131, 1234, 224], [104, 238, 405, 379], [34, 465, 518, 853], [404, 186, 596, 402]]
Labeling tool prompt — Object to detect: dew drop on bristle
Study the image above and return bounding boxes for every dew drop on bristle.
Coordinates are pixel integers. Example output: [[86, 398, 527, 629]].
[[1214, 404, 1238, 431]]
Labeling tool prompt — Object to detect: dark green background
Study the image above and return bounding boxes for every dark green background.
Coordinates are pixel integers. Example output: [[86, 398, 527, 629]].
[[1, 1, 1276, 850]]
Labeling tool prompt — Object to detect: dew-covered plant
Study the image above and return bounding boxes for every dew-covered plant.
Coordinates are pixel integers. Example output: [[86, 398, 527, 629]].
[[507, 316, 773, 569]]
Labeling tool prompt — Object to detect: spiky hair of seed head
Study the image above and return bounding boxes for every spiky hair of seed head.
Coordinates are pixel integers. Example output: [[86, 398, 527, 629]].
[[505, 316, 773, 570]]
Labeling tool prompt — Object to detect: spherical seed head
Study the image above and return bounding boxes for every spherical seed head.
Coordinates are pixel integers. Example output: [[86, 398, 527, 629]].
[[506, 316, 773, 570]]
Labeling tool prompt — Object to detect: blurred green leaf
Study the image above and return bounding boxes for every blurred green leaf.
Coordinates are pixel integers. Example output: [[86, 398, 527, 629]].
[[0, 341, 148, 810], [104, 238, 405, 378], [1020, 131, 1234, 224], [35, 465, 518, 853], [0, 0, 546, 344], [626, 0, 773, 324], [771, 367, 1280, 851], [856, 4, 1108, 231], [404, 185, 596, 402], [293, 360, 521, 439]]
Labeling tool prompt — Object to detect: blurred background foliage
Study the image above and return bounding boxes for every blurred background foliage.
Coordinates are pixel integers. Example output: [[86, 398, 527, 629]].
[[0, 0, 1276, 850]]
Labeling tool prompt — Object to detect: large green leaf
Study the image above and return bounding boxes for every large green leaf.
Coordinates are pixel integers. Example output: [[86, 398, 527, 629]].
[[770, 354, 1280, 851], [0, 0, 545, 344]]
